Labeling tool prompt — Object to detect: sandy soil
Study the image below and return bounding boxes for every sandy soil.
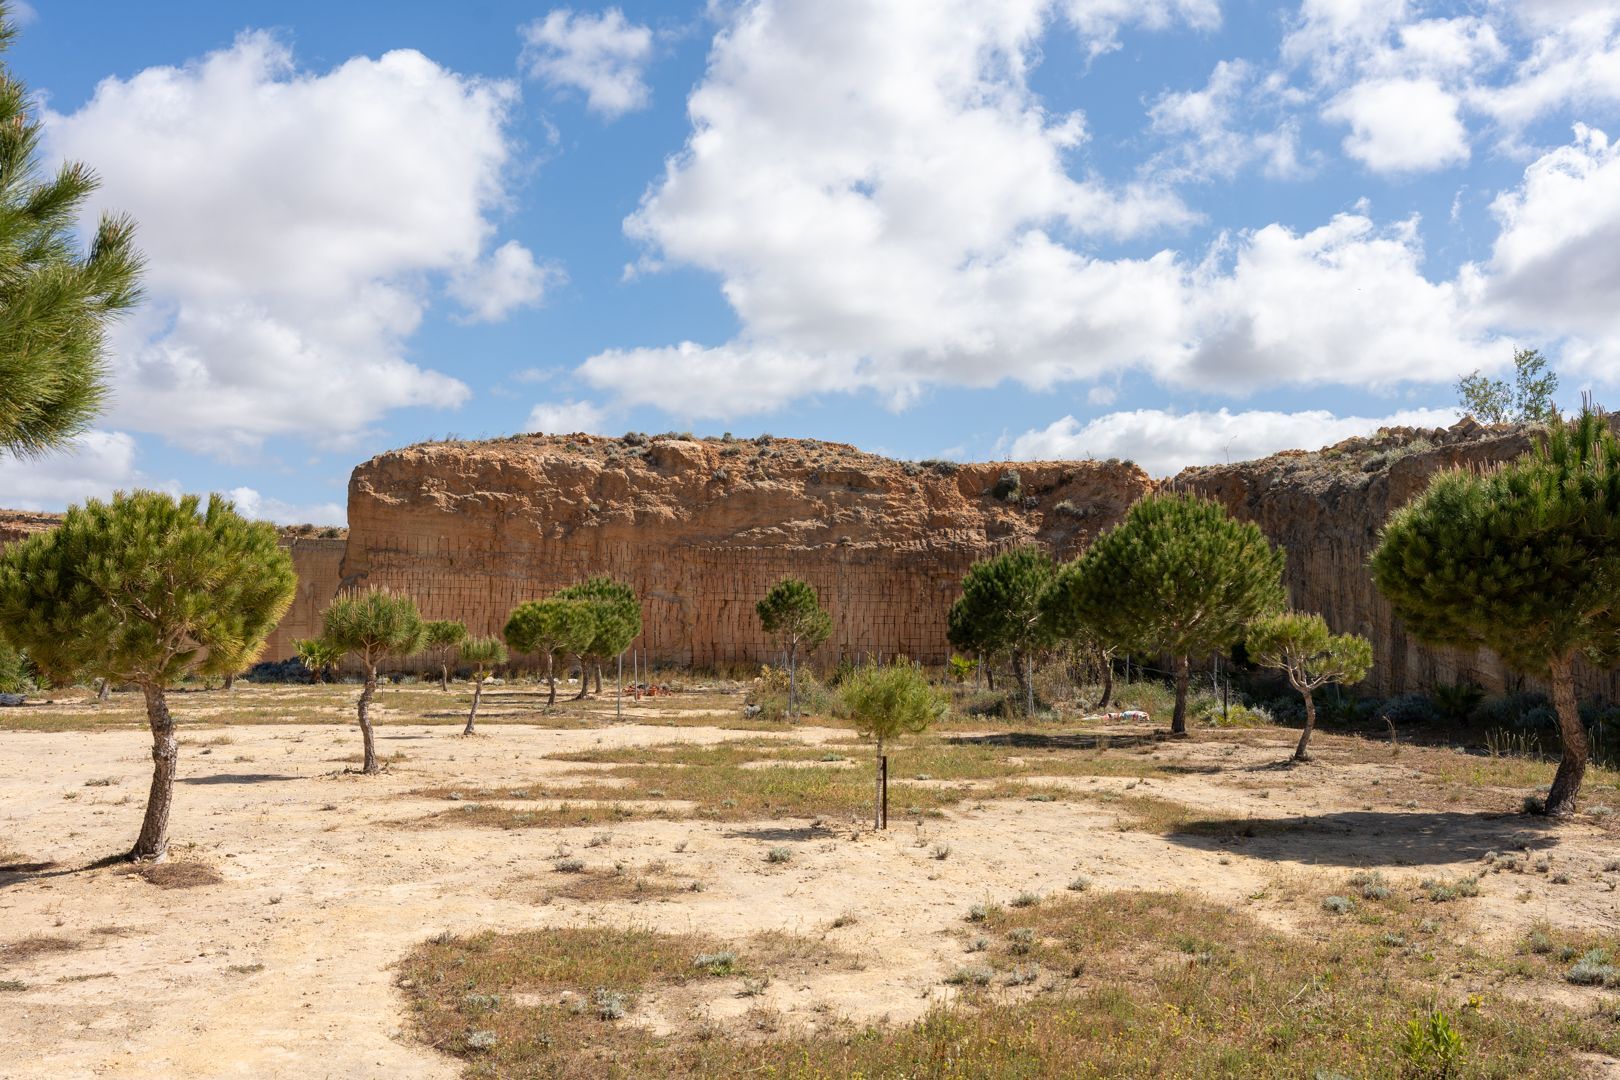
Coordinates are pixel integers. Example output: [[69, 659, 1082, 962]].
[[1, 701, 1618, 1079]]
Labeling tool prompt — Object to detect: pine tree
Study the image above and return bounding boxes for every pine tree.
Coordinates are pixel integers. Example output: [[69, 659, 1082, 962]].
[[422, 619, 467, 692], [504, 598, 598, 707], [755, 577, 832, 718], [0, 5, 143, 455], [0, 491, 294, 859], [555, 577, 641, 700], [321, 590, 425, 774], [839, 660, 944, 829], [1049, 493, 1286, 735], [1372, 409, 1620, 816], [458, 636, 507, 736], [1455, 348, 1559, 425], [946, 547, 1057, 715], [1246, 612, 1373, 762]]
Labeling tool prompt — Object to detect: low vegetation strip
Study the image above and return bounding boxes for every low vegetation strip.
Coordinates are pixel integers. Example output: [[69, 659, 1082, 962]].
[[400, 891, 1620, 1079]]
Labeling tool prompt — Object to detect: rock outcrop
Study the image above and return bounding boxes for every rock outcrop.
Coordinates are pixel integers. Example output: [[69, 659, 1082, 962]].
[[1175, 418, 1620, 700], [336, 434, 1152, 668]]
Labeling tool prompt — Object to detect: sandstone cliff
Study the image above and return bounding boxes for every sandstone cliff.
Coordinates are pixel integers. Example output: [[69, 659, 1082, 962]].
[[1175, 419, 1620, 700], [338, 434, 1153, 667]]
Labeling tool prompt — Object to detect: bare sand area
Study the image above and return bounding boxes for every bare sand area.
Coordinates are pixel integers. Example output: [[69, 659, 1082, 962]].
[[1, 683, 1618, 1078]]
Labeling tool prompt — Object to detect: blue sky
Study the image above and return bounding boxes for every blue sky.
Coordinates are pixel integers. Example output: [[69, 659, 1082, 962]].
[[4, 0, 1619, 523]]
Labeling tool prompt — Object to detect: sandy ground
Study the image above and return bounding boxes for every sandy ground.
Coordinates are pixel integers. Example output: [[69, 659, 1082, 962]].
[[2, 701, 1618, 1079]]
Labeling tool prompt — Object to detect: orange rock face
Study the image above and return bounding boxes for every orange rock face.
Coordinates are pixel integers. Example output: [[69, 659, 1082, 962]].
[[333, 434, 1152, 668]]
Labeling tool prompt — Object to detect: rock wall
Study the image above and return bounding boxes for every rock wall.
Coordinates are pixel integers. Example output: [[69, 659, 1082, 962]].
[[261, 536, 349, 662], [337, 435, 1152, 669], [1174, 420, 1620, 701]]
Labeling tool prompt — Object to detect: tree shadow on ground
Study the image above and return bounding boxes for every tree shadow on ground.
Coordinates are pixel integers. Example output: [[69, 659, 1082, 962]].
[[723, 824, 833, 842], [0, 851, 126, 889], [1162, 809, 1561, 867], [947, 732, 1167, 751], [178, 773, 300, 785]]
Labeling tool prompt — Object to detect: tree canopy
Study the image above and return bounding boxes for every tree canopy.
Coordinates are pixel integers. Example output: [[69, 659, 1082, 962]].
[[0, 490, 293, 858], [1048, 493, 1285, 734], [322, 590, 425, 774], [555, 576, 641, 695], [946, 546, 1057, 714], [839, 660, 945, 829], [1455, 348, 1559, 425], [1371, 409, 1620, 814], [1246, 612, 1373, 761], [458, 635, 507, 736], [422, 619, 467, 691], [756, 577, 832, 717], [0, 7, 143, 456]]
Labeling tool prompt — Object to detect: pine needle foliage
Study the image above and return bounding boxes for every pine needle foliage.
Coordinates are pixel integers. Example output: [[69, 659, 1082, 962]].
[[0, 490, 293, 858], [947, 547, 1057, 715], [555, 577, 641, 699], [1048, 493, 1286, 734], [0, 5, 144, 455], [422, 619, 467, 692], [1371, 408, 1620, 815], [322, 590, 425, 774], [755, 577, 832, 718], [1246, 612, 1372, 761], [293, 636, 342, 684], [839, 660, 945, 829], [504, 597, 598, 707], [458, 636, 507, 736]]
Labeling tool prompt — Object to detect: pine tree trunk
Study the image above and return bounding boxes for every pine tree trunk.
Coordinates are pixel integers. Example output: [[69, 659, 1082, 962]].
[[594, 663, 602, 694], [97, 678, 110, 704], [1171, 655, 1190, 736], [985, 662, 995, 692], [440, 662, 449, 693], [1025, 653, 1035, 716], [358, 665, 380, 774], [1544, 653, 1588, 816], [224, 674, 234, 692], [574, 658, 589, 700], [463, 673, 482, 736], [1293, 690, 1317, 762], [1095, 663, 1113, 710], [788, 643, 798, 719], [1012, 648, 1029, 713], [546, 653, 557, 708], [132, 683, 177, 860]]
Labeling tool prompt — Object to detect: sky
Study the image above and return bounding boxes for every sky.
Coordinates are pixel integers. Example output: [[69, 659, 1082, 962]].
[[2, 0, 1619, 525]]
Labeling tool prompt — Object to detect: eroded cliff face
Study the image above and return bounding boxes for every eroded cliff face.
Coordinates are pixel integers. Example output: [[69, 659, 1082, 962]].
[[1175, 419, 1620, 700], [340, 434, 1153, 667]]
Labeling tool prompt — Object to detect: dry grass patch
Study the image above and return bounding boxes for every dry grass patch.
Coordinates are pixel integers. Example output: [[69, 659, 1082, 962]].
[[400, 890, 1620, 1078], [543, 864, 693, 903], [0, 935, 82, 964]]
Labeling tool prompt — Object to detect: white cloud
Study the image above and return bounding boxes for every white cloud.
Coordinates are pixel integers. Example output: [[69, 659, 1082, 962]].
[[521, 8, 654, 118], [1323, 77, 1470, 173], [1477, 124, 1620, 379], [227, 486, 345, 527], [1062, 0, 1221, 59], [1472, 4, 1620, 131], [1146, 60, 1310, 181], [448, 240, 561, 323], [45, 32, 533, 457], [1008, 406, 1461, 476], [527, 399, 612, 434], [0, 430, 177, 510], [1180, 212, 1498, 389]]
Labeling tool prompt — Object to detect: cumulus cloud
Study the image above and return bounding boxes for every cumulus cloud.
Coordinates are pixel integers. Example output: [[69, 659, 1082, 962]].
[[521, 8, 654, 118], [1062, 0, 1221, 59], [1324, 77, 1471, 172], [0, 430, 175, 510], [1146, 60, 1309, 181], [45, 32, 534, 457], [1477, 124, 1620, 379], [1008, 406, 1462, 476], [448, 240, 562, 323], [226, 486, 345, 527], [1472, 4, 1620, 131], [527, 399, 612, 434]]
